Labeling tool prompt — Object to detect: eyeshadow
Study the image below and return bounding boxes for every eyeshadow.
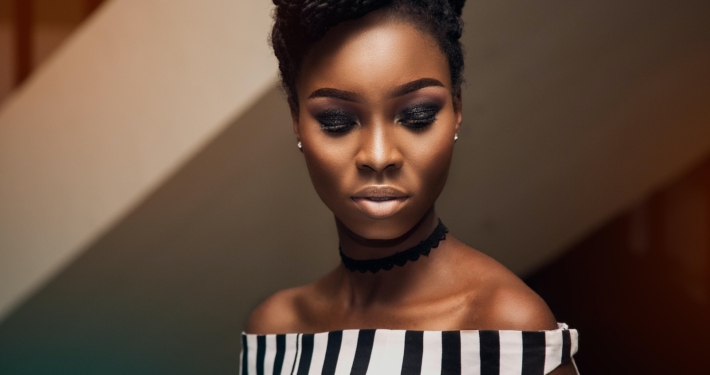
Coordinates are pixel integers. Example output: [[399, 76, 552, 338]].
[[314, 108, 358, 133], [399, 102, 441, 128]]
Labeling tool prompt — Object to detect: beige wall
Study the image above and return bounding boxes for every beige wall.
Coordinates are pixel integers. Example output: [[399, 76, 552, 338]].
[[0, 0, 277, 320]]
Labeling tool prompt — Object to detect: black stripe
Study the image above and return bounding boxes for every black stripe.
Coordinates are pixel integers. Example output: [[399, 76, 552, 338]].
[[322, 331, 343, 375], [257, 336, 266, 375], [290, 334, 300, 375], [273, 335, 286, 375], [400, 330, 423, 375], [296, 334, 315, 375], [561, 330, 571, 364], [441, 331, 461, 375], [479, 331, 499, 375], [521, 332, 546, 375], [242, 334, 249, 375], [350, 329, 376, 375]]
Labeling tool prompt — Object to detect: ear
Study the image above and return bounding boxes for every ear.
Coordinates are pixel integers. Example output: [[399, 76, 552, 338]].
[[290, 106, 301, 142], [453, 92, 462, 135]]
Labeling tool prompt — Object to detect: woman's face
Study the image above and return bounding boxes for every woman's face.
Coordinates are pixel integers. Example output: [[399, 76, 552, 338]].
[[294, 12, 461, 240]]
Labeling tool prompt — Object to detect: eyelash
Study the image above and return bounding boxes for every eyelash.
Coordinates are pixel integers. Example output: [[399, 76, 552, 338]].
[[315, 103, 440, 134], [398, 103, 439, 131], [315, 108, 357, 134]]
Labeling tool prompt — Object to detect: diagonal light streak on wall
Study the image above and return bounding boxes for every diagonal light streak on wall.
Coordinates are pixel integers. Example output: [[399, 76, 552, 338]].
[[0, 0, 278, 321]]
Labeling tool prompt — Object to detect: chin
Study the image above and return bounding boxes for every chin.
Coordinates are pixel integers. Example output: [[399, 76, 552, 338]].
[[340, 214, 421, 241]]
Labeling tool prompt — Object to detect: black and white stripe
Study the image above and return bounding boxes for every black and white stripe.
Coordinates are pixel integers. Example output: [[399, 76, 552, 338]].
[[240, 324, 578, 375]]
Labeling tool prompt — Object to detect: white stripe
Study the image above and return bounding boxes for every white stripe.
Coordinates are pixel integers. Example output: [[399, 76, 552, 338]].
[[570, 330, 579, 356], [420, 331, 442, 375], [334, 330, 360, 375], [379, 330, 406, 374], [280, 334, 298, 375], [264, 335, 277, 375], [498, 331, 523, 375], [544, 330, 562, 373], [365, 330, 390, 375], [292, 334, 303, 375], [460, 330, 481, 375], [247, 335, 258, 375], [308, 333, 329, 375]]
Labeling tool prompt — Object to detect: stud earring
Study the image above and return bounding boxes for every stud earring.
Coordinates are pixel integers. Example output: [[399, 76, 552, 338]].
[[297, 141, 302, 150], [454, 133, 459, 142]]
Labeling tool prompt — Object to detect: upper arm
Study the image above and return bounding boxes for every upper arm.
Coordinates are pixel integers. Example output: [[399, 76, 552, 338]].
[[547, 361, 579, 375]]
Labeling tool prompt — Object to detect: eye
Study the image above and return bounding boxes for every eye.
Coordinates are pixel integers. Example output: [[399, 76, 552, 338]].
[[398, 102, 441, 130], [314, 108, 358, 134]]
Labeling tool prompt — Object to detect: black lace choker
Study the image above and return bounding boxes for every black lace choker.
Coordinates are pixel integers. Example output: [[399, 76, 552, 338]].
[[339, 220, 449, 273]]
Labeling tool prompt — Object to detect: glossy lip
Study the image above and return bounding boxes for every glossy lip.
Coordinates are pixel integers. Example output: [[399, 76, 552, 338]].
[[350, 186, 410, 219]]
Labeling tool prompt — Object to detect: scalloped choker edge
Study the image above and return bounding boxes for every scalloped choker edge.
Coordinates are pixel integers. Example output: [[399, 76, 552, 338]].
[[338, 219, 449, 274]]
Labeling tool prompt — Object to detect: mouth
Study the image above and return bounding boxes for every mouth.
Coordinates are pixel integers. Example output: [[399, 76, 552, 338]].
[[351, 186, 410, 219], [359, 196, 401, 201]]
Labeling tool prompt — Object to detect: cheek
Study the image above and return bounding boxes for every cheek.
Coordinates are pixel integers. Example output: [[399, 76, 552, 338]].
[[404, 108, 457, 201], [302, 138, 352, 209], [406, 133, 454, 200]]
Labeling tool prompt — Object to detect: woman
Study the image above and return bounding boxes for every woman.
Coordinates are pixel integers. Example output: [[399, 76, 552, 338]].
[[242, 0, 579, 374]]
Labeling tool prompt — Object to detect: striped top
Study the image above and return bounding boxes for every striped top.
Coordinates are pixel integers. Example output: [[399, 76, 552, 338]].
[[240, 323, 578, 375]]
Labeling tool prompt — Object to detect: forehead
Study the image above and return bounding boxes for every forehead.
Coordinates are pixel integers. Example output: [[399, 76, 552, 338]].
[[297, 12, 451, 99]]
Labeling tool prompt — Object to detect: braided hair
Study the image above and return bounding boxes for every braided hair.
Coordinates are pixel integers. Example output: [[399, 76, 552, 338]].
[[270, 0, 466, 111]]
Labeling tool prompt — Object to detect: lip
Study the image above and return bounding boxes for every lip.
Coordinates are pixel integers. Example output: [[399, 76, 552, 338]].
[[351, 186, 410, 219]]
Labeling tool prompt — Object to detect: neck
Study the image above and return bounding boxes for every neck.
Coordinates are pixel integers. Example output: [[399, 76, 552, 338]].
[[334, 207, 444, 306]]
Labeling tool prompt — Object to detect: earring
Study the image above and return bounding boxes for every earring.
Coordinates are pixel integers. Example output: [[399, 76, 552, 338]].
[[454, 133, 459, 142], [297, 141, 302, 150]]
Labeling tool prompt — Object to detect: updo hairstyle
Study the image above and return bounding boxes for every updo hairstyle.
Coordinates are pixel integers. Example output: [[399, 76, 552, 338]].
[[270, 0, 466, 111]]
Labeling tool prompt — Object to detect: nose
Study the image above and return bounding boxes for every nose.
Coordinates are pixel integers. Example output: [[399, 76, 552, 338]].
[[355, 123, 403, 173]]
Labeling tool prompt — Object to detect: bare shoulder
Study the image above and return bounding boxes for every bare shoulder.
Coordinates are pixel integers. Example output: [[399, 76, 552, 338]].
[[482, 276, 559, 331], [244, 286, 306, 334], [453, 241, 559, 331], [244, 272, 340, 334], [244, 287, 299, 334]]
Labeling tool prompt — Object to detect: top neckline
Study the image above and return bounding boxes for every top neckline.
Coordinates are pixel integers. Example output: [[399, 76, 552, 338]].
[[242, 322, 571, 336]]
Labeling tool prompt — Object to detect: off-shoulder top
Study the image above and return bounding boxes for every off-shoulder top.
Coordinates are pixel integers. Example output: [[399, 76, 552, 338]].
[[240, 323, 578, 375]]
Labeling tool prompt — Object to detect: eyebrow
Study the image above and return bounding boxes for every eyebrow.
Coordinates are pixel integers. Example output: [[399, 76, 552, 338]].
[[389, 78, 445, 98], [308, 88, 359, 102], [307, 78, 446, 102]]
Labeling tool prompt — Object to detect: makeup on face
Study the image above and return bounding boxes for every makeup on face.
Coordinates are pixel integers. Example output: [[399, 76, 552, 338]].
[[294, 16, 460, 240], [307, 81, 449, 135], [396, 101, 442, 130]]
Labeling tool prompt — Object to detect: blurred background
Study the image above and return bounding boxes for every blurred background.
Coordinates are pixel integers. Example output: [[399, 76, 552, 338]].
[[0, 0, 708, 374]]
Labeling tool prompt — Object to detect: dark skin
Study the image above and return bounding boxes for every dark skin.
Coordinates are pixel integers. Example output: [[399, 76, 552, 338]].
[[248, 11, 577, 375]]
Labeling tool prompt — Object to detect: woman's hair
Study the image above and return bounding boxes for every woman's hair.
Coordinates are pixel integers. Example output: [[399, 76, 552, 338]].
[[270, 0, 466, 111]]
